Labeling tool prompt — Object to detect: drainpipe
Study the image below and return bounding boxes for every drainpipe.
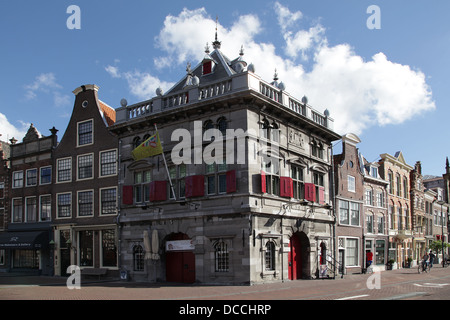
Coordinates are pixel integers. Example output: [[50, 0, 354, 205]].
[[329, 144, 337, 278], [117, 139, 122, 271]]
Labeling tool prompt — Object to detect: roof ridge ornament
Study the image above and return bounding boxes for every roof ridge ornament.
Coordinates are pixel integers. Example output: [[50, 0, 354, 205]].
[[212, 15, 221, 49]]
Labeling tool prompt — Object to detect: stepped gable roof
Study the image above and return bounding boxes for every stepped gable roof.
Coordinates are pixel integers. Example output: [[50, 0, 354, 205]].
[[22, 123, 40, 142]]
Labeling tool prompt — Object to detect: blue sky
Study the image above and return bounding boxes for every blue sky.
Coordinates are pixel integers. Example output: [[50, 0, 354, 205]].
[[0, 1, 449, 176]]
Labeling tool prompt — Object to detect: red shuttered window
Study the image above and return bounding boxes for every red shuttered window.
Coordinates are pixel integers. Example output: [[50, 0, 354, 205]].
[[185, 175, 205, 198], [280, 177, 293, 198], [304, 183, 316, 202], [261, 171, 267, 193], [226, 170, 236, 193], [122, 185, 133, 205], [149, 181, 167, 202]]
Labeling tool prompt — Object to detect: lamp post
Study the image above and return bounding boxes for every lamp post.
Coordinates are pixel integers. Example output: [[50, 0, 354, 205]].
[[437, 200, 446, 267]]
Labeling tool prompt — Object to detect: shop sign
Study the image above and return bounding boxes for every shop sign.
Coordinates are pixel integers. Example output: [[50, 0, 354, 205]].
[[166, 240, 195, 251]]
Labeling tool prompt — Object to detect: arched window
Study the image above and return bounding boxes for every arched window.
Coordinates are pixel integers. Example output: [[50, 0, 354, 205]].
[[214, 240, 229, 272], [265, 241, 276, 271], [271, 122, 279, 142], [320, 242, 327, 265], [133, 245, 144, 271], [261, 119, 270, 139], [133, 136, 141, 149], [217, 117, 227, 136]]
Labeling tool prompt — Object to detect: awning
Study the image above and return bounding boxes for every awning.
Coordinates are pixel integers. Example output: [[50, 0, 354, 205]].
[[0, 231, 48, 249]]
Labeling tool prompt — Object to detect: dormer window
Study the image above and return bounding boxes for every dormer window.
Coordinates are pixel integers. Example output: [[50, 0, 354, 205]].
[[203, 61, 212, 75], [370, 166, 378, 178]]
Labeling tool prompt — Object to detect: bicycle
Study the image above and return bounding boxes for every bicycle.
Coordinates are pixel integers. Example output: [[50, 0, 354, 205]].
[[418, 259, 430, 274]]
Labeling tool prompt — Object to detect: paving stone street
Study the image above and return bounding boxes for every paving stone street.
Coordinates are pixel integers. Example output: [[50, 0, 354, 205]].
[[1, 265, 449, 301]]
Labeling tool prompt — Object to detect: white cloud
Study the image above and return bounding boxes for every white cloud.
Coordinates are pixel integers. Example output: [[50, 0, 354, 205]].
[[0, 113, 29, 142], [105, 65, 121, 78], [24, 73, 70, 108], [118, 4, 436, 135], [105, 64, 174, 100], [123, 71, 174, 100]]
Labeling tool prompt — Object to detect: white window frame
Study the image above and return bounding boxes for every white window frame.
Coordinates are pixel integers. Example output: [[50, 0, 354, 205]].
[[77, 153, 94, 181], [77, 119, 94, 147], [25, 168, 38, 187], [77, 189, 94, 217], [39, 194, 51, 222], [39, 166, 52, 185], [57, 157, 72, 183], [99, 149, 118, 178], [99, 187, 117, 216], [347, 175, 355, 193], [56, 192, 72, 219], [25, 196, 37, 222], [12, 197, 23, 223], [12, 171, 23, 189]]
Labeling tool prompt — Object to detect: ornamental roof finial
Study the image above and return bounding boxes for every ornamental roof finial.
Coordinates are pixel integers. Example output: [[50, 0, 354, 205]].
[[212, 16, 221, 49]]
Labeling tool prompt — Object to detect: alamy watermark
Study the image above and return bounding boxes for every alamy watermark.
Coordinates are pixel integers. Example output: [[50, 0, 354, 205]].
[[66, 5, 81, 30], [66, 265, 81, 289], [170, 121, 279, 172], [367, 5, 381, 30]]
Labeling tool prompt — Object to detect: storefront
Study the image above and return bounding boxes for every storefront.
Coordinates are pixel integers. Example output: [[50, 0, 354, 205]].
[[0, 227, 52, 275]]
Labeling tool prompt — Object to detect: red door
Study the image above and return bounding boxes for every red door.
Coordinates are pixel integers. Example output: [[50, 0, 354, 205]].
[[165, 233, 195, 283], [288, 234, 302, 280]]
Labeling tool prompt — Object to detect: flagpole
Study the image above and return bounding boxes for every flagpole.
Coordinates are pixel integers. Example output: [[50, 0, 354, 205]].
[[154, 123, 176, 199]]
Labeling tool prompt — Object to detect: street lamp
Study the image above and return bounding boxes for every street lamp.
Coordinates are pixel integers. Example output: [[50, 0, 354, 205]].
[[437, 200, 446, 267]]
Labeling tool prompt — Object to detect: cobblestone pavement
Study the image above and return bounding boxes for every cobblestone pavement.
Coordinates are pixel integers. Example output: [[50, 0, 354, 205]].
[[0, 265, 449, 301]]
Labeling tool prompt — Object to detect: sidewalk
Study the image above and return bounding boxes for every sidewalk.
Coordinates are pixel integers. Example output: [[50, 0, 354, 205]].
[[0, 264, 449, 300]]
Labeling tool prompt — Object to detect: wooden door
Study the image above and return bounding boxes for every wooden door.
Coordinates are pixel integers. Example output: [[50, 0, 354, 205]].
[[288, 234, 302, 280]]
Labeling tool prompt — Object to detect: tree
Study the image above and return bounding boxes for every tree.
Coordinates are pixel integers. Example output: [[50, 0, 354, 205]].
[[429, 240, 450, 255]]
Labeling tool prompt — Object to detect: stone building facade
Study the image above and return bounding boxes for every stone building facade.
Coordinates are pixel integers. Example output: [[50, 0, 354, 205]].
[[109, 40, 340, 284]]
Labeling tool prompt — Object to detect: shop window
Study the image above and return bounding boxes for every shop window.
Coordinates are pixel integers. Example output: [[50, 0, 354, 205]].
[[102, 229, 117, 267], [79, 230, 94, 267]]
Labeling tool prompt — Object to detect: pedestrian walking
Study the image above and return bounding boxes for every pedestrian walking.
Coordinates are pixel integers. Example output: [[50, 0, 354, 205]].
[[366, 251, 373, 268]]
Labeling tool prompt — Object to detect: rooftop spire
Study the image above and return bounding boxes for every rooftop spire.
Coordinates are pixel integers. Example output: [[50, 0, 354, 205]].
[[212, 16, 221, 49]]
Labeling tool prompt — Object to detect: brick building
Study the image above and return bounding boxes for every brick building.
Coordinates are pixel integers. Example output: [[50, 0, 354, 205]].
[[333, 133, 365, 274], [0, 125, 57, 275], [52, 85, 119, 277], [360, 154, 389, 271]]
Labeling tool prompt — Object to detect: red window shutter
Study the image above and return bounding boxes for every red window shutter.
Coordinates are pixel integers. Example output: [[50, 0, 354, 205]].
[[122, 185, 133, 205], [319, 186, 325, 205], [280, 177, 293, 198], [203, 61, 212, 74], [305, 183, 316, 202], [185, 175, 204, 198], [261, 171, 266, 193], [226, 170, 236, 193], [150, 181, 167, 201]]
